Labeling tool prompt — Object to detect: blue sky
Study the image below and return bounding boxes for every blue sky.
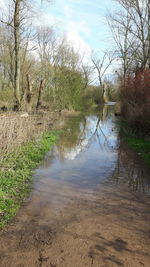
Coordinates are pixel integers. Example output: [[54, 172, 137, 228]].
[[0, 0, 117, 72], [37, 0, 116, 56], [0, 0, 116, 54]]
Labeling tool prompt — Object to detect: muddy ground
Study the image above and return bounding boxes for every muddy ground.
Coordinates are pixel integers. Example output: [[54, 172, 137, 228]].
[[0, 181, 150, 267]]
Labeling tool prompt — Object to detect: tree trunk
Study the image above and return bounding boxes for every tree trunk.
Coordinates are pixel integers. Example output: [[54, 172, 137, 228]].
[[36, 80, 44, 110], [148, 0, 150, 69], [25, 74, 33, 112], [102, 83, 109, 103], [14, 0, 21, 108]]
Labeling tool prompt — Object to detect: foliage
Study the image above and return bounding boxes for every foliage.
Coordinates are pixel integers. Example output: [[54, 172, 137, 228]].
[[54, 67, 85, 110], [0, 2, 92, 112], [120, 70, 150, 135], [83, 86, 103, 108], [0, 131, 59, 229]]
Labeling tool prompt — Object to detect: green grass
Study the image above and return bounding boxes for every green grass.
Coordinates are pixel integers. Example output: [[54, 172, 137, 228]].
[[125, 135, 150, 167], [120, 120, 150, 167], [0, 131, 60, 229]]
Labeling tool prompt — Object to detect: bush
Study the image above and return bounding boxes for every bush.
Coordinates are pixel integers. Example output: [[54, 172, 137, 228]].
[[120, 70, 150, 135], [83, 86, 103, 106], [0, 88, 14, 108]]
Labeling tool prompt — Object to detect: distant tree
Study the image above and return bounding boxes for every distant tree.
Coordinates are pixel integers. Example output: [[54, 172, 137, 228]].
[[91, 51, 115, 102]]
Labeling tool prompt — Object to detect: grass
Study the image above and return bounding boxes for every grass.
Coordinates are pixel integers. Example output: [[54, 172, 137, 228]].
[[124, 135, 150, 167], [0, 131, 60, 229], [121, 120, 150, 167]]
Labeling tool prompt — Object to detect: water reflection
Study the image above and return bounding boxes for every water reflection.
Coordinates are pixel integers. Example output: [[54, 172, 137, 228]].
[[111, 137, 150, 194], [56, 105, 117, 162], [37, 105, 150, 194], [37, 105, 118, 188]]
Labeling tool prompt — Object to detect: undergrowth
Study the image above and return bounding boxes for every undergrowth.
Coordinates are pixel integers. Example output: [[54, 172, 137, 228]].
[[121, 122, 150, 167], [0, 131, 59, 229], [125, 136, 150, 167], [120, 70, 150, 135]]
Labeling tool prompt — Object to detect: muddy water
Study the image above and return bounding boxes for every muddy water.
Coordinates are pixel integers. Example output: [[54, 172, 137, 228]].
[[0, 105, 150, 267]]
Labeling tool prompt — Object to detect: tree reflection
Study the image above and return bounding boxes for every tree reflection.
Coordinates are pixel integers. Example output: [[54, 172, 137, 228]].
[[56, 105, 117, 161], [111, 137, 150, 194]]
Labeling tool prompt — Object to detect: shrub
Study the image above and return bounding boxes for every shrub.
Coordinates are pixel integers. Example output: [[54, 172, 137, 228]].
[[83, 86, 103, 105], [120, 70, 150, 135]]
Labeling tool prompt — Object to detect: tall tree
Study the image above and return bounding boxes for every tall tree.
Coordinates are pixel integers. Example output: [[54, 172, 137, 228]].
[[108, 0, 150, 74], [14, 0, 22, 106], [0, 0, 53, 109]]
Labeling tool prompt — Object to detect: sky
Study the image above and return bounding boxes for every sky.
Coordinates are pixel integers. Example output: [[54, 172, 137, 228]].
[[37, 0, 116, 56], [0, 0, 117, 77]]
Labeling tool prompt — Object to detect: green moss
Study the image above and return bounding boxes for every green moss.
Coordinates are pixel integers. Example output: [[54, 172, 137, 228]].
[[0, 131, 60, 229]]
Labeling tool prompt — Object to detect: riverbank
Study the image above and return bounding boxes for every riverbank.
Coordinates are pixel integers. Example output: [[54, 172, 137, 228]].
[[0, 109, 81, 229], [120, 119, 150, 168], [0, 130, 60, 229], [0, 110, 76, 161], [125, 135, 150, 167]]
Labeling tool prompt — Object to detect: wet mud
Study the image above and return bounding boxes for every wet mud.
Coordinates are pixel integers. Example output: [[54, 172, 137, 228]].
[[0, 105, 150, 267]]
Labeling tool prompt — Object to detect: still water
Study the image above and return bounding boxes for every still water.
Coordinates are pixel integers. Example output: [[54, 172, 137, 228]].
[[35, 104, 150, 194], [0, 105, 150, 267]]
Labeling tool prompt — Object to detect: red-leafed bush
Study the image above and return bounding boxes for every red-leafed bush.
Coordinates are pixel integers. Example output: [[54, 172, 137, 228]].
[[120, 70, 150, 135]]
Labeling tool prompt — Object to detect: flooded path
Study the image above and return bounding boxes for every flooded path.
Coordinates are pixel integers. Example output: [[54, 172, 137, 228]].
[[0, 105, 150, 267]]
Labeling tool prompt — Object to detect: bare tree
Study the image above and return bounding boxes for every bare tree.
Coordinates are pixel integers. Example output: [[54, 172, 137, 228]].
[[91, 51, 115, 86], [0, 0, 53, 109], [107, 10, 133, 80], [91, 51, 115, 102], [108, 0, 150, 74]]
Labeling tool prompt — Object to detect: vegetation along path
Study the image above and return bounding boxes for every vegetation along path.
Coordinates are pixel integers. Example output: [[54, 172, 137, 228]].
[[0, 105, 150, 267]]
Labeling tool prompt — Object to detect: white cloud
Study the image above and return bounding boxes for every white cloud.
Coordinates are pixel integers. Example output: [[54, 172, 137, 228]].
[[33, 4, 92, 63], [0, 0, 111, 68], [63, 139, 88, 160], [33, 12, 56, 27], [68, 20, 91, 37], [60, 4, 92, 61], [64, 5, 73, 20], [0, 0, 9, 14], [65, 31, 91, 58]]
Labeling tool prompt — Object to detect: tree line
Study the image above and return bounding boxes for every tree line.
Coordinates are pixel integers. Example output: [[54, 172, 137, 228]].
[[0, 0, 95, 111], [108, 0, 150, 134], [0, 0, 119, 112]]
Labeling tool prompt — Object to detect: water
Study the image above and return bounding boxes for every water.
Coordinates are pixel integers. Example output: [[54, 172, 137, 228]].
[[0, 104, 150, 267], [34, 104, 150, 194]]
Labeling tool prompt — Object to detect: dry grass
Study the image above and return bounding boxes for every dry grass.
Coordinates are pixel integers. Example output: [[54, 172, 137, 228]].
[[0, 111, 66, 161]]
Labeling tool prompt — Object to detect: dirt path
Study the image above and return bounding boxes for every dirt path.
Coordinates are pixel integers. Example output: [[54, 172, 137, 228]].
[[0, 181, 150, 267]]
